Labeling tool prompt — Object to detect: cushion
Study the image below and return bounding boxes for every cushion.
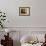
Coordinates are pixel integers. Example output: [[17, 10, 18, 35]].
[[20, 35, 37, 43]]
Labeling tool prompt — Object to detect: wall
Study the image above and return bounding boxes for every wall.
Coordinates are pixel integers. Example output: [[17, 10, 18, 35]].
[[0, 0, 46, 27], [32, 0, 46, 27], [0, 0, 31, 27], [0, 0, 46, 46]]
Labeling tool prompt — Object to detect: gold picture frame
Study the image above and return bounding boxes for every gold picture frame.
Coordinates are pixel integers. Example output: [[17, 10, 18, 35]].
[[19, 7, 30, 16]]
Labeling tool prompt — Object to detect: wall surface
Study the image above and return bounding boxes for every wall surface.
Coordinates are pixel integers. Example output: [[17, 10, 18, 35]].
[[0, 0, 46, 46], [0, 0, 46, 27]]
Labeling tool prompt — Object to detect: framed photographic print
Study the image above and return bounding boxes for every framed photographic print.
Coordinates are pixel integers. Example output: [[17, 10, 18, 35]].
[[19, 7, 30, 16]]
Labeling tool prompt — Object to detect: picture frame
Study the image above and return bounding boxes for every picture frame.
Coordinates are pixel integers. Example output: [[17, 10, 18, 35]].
[[19, 7, 30, 16]]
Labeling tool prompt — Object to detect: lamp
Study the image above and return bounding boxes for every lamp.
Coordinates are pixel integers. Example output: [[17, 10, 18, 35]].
[[5, 29, 10, 37], [5, 29, 9, 33]]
